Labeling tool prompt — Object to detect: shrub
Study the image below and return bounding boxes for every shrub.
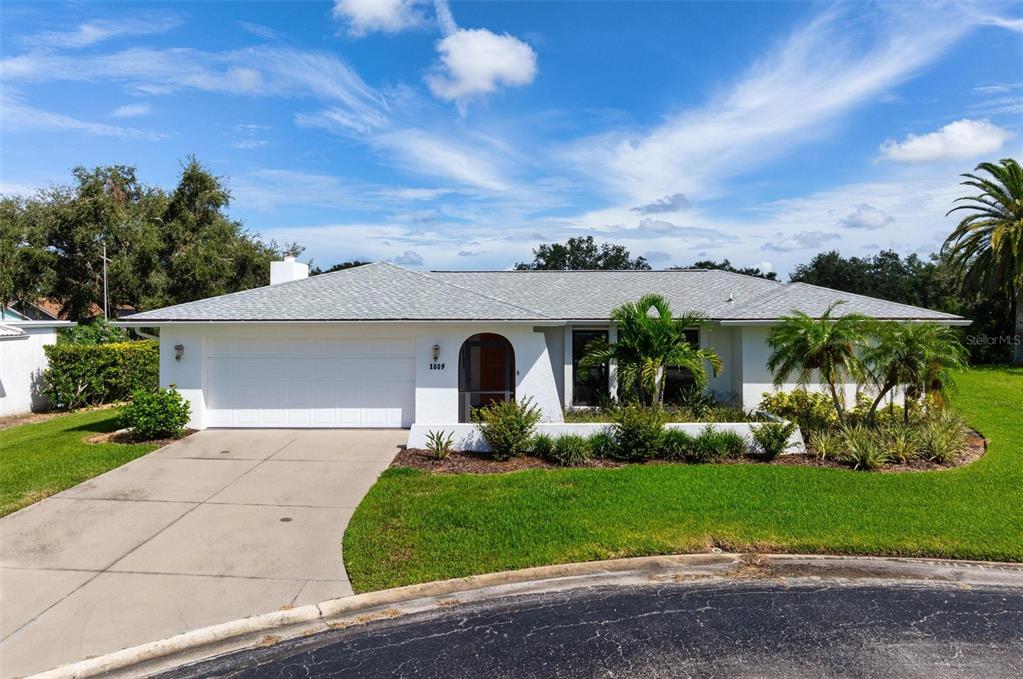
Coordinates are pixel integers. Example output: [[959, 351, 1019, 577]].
[[473, 397, 542, 461], [548, 435, 592, 466], [838, 426, 888, 470], [587, 430, 618, 459], [808, 429, 843, 460], [751, 420, 798, 460], [919, 410, 969, 463], [119, 387, 191, 440], [610, 405, 666, 461], [759, 390, 837, 434], [880, 422, 921, 464], [425, 430, 455, 460], [672, 387, 715, 419], [57, 318, 129, 345], [531, 433, 555, 459], [661, 428, 697, 461], [44, 340, 159, 410]]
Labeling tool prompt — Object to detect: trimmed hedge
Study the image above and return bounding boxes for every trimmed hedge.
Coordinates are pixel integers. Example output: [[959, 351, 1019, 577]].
[[43, 340, 159, 410]]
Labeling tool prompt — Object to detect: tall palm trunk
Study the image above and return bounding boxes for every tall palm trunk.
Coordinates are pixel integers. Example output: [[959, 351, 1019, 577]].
[[1014, 283, 1023, 367], [826, 379, 847, 426]]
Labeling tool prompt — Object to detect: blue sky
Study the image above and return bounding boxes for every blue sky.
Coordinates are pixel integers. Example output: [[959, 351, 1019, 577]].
[[2, 1, 1021, 274]]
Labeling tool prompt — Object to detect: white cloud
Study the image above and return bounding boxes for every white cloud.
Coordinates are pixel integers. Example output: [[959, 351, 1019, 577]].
[[110, 102, 151, 118], [393, 250, 424, 266], [2, 93, 163, 140], [426, 28, 537, 105], [373, 128, 511, 191], [562, 4, 970, 203], [763, 231, 842, 253], [837, 203, 894, 230], [880, 119, 1014, 162], [333, 0, 425, 36], [632, 193, 691, 214], [23, 14, 182, 49]]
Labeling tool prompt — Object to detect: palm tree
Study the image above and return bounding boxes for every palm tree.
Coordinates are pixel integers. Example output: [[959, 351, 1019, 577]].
[[863, 322, 968, 423], [943, 158, 1023, 367], [580, 293, 723, 406], [766, 302, 870, 425]]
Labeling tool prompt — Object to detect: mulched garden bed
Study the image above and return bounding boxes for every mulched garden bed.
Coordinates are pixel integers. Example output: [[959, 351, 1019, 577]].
[[393, 429, 986, 475]]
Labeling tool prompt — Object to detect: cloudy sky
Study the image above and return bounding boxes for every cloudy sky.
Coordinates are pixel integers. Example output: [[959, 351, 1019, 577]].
[[2, 1, 1021, 274]]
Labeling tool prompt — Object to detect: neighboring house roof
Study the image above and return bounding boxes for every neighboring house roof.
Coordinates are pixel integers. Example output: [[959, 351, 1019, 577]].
[[0, 324, 27, 340], [121, 261, 967, 324]]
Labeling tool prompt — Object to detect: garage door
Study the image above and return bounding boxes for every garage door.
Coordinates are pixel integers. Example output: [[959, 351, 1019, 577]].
[[205, 338, 415, 428]]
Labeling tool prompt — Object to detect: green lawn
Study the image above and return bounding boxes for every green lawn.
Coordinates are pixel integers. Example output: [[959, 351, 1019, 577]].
[[0, 409, 158, 516], [344, 366, 1023, 592]]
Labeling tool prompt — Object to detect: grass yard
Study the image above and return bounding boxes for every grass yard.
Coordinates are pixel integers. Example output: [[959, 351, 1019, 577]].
[[344, 366, 1023, 592], [0, 408, 158, 516]]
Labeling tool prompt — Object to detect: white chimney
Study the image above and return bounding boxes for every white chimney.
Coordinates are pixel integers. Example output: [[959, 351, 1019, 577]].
[[270, 254, 309, 285]]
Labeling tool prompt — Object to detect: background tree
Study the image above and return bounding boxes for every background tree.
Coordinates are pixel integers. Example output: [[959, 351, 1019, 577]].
[[516, 236, 651, 270], [766, 302, 870, 425], [0, 195, 54, 315], [310, 260, 370, 275], [676, 258, 777, 280], [943, 158, 1023, 367], [581, 293, 722, 405]]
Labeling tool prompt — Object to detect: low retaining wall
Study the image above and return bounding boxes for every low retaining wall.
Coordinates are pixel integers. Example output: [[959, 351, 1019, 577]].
[[407, 421, 804, 455]]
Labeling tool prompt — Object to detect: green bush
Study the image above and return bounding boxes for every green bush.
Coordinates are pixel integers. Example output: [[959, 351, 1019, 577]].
[[473, 397, 542, 461], [661, 428, 697, 461], [531, 433, 555, 459], [751, 420, 798, 460], [691, 425, 747, 462], [57, 318, 129, 345], [808, 429, 843, 460], [548, 435, 592, 466], [838, 425, 889, 470], [919, 410, 969, 463], [759, 389, 837, 433], [610, 405, 666, 461], [119, 387, 191, 440], [425, 430, 455, 460], [880, 422, 921, 464], [43, 340, 159, 410], [587, 430, 617, 459]]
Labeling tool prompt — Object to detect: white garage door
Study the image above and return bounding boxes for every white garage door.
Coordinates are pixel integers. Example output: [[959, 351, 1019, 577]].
[[205, 338, 415, 428]]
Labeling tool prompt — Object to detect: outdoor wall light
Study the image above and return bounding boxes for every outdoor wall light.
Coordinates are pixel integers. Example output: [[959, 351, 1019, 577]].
[[432, 344, 440, 361], [174, 344, 184, 361]]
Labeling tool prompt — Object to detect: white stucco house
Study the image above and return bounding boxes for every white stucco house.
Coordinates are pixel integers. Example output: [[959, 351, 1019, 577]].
[[0, 314, 76, 417], [116, 257, 968, 433]]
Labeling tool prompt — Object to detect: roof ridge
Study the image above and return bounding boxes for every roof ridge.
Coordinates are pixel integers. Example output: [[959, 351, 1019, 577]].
[[388, 263, 552, 319]]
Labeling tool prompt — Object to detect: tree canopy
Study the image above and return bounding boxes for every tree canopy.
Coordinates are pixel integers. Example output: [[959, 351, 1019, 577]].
[[677, 258, 777, 280], [515, 236, 651, 270], [1, 159, 289, 321]]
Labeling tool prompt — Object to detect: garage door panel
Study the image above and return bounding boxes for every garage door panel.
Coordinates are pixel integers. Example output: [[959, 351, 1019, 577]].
[[206, 339, 414, 428]]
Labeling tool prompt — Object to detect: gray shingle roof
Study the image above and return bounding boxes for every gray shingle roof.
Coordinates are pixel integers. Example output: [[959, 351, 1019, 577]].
[[0, 323, 27, 339], [123, 261, 967, 324]]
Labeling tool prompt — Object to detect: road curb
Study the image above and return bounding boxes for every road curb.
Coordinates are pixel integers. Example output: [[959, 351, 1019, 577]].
[[29, 553, 1023, 678]]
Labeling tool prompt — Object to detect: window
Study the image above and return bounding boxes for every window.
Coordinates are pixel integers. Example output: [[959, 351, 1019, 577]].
[[572, 329, 609, 406], [663, 328, 701, 405]]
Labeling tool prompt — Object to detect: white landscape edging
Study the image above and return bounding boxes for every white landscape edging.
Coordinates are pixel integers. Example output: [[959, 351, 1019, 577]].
[[407, 421, 804, 455]]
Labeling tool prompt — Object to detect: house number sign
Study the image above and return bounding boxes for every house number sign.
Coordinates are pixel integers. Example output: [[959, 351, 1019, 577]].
[[429, 362, 446, 370]]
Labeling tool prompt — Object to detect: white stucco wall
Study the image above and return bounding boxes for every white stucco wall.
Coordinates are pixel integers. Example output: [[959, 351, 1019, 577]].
[[154, 322, 565, 429], [407, 421, 805, 455], [0, 323, 65, 416]]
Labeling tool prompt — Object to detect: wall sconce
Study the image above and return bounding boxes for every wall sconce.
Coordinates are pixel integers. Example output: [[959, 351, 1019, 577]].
[[174, 344, 184, 361], [432, 344, 440, 361]]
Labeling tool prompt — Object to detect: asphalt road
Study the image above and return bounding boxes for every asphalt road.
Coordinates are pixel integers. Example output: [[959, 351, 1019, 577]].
[[162, 580, 1023, 678]]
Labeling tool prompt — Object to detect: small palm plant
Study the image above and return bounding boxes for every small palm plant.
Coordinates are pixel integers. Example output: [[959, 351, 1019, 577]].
[[766, 302, 870, 425], [863, 322, 967, 424], [943, 158, 1023, 367], [425, 430, 455, 460], [580, 293, 723, 406]]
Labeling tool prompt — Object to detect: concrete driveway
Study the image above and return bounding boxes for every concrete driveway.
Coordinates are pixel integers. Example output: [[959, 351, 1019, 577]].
[[0, 428, 404, 678]]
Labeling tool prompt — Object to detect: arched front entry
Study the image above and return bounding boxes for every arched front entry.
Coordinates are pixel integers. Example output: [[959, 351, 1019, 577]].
[[458, 333, 515, 423]]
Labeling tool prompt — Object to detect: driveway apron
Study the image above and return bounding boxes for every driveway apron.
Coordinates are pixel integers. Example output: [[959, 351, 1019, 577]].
[[0, 428, 403, 678]]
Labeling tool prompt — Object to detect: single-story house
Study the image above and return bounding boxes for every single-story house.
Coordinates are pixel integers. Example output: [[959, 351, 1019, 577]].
[[117, 256, 969, 433], [0, 312, 76, 417]]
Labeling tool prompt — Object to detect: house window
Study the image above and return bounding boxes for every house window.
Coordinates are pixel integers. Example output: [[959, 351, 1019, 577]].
[[572, 329, 609, 406], [663, 328, 701, 405]]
